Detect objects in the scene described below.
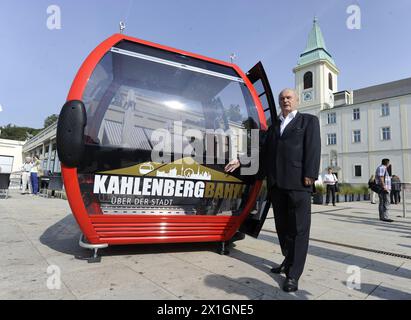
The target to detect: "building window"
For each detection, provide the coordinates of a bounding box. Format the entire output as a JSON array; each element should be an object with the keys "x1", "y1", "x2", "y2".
[
  {"x1": 328, "y1": 73, "x2": 333, "y2": 91},
  {"x1": 354, "y1": 165, "x2": 362, "y2": 177},
  {"x1": 381, "y1": 127, "x2": 391, "y2": 141},
  {"x1": 327, "y1": 112, "x2": 336, "y2": 124},
  {"x1": 353, "y1": 108, "x2": 360, "y2": 120},
  {"x1": 327, "y1": 133, "x2": 337, "y2": 145},
  {"x1": 353, "y1": 130, "x2": 361, "y2": 143},
  {"x1": 381, "y1": 103, "x2": 390, "y2": 116},
  {"x1": 304, "y1": 72, "x2": 313, "y2": 89},
  {"x1": 0, "y1": 155, "x2": 14, "y2": 173}
]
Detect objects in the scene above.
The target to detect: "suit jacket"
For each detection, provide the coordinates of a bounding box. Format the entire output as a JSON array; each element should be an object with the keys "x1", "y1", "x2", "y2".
[{"x1": 259, "y1": 112, "x2": 321, "y2": 192}]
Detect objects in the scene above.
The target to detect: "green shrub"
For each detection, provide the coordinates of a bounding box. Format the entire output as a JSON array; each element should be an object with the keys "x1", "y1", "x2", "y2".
[
  {"x1": 352, "y1": 185, "x2": 363, "y2": 195},
  {"x1": 338, "y1": 183, "x2": 352, "y2": 195},
  {"x1": 360, "y1": 184, "x2": 369, "y2": 195},
  {"x1": 314, "y1": 183, "x2": 325, "y2": 195}
]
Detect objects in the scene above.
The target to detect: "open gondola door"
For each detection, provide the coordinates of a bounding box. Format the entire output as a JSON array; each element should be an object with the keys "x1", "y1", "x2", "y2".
[{"x1": 239, "y1": 61, "x2": 277, "y2": 238}]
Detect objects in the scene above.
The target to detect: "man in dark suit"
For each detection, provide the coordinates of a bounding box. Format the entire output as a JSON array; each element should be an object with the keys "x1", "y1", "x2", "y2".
[{"x1": 226, "y1": 88, "x2": 321, "y2": 292}]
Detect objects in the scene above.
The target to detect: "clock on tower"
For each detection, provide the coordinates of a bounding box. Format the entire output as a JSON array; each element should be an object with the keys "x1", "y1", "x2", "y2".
[{"x1": 303, "y1": 90, "x2": 313, "y2": 102}]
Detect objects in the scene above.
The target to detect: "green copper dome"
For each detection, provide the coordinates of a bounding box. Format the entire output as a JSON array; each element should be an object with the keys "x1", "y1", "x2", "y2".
[{"x1": 298, "y1": 17, "x2": 336, "y2": 67}]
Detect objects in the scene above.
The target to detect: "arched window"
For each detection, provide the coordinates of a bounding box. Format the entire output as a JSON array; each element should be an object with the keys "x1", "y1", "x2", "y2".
[
  {"x1": 303, "y1": 72, "x2": 313, "y2": 89},
  {"x1": 328, "y1": 73, "x2": 333, "y2": 91}
]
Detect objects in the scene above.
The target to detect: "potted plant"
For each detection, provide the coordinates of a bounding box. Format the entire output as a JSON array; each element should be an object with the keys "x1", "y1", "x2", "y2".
[
  {"x1": 349, "y1": 185, "x2": 356, "y2": 202},
  {"x1": 340, "y1": 183, "x2": 355, "y2": 202},
  {"x1": 347, "y1": 184, "x2": 355, "y2": 201},
  {"x1": 352, "y1": 185, "x2": 363, "y2": 201},
  {"x1": 335, "y1": 183, "x2": 341, "y2": 203},
  {"x1": 339, "y1": 183, "x2": 350, "y2": 202},
  {"x1": 313, "y1": 184, "x2": 325, "y2": 204},
  {"x1": 360, "y1": 184, "x2": 370, "y2": 201}
]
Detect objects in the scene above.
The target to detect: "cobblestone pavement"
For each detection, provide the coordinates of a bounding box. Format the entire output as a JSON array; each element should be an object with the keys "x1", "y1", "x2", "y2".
[{"x1": 1, "y1": 191, "x2": 410, "y2": 300}]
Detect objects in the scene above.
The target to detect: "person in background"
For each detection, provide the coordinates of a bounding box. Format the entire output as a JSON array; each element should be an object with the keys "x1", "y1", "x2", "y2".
[
  {"x1": 323, "y1": 167, "x2": 338, "y2": 206},
  {"x1": 391, "y1": 175, "x2": 401, "y2": 204},
  {"x1": 375, "y1": 159, "x2": 393, "y2": 222},
  {"x1": 369, "y1": 175, "x2": 378, "y2": 204},
  {"x1": 21, "y1": 157, "x2": 33, "y2": 194},
  {"x1": 30, "y1": 155, "x2": 41, "y2": 195}
]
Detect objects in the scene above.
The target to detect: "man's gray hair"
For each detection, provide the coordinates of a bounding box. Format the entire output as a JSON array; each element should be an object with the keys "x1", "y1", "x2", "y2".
[{"x1": 279, "y1": 88, "x2": 299, "y2": 101}]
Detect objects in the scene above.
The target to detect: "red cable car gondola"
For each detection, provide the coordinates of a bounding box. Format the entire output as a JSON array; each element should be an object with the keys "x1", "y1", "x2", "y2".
[{"x1": 56, "y1": 34, "x2": 276, "y2": 261}]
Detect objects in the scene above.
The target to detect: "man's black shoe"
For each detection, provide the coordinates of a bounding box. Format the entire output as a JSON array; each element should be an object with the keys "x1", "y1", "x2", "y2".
[
  {"x1": 270, "y1": 262, "x2": 287, "y2": 274},
  {"x1": 283, "y1": 277, "x2": 298, "y2": 292},
  {"x1": 381, "y1": 218, "x2": 394, "y2": 222}
]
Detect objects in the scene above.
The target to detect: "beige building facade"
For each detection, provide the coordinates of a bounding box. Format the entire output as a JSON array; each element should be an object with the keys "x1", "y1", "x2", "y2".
[{"x1": 0, "y1": 138, "x2": 25, "y2": 173}]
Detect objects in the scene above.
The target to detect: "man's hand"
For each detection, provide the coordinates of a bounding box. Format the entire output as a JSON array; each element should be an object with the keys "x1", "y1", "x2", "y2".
[
  {"x1": 304, "y1": 177, "x2": 315, "y2": 186},
  {"x1": 225, "y1": 159, "x2": 240, "y2": 173}
]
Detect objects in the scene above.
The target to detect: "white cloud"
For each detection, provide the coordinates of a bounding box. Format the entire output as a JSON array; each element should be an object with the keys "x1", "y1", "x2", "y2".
[{"x1": 0, "y1": 104, "x2": 3, "y2": 112}]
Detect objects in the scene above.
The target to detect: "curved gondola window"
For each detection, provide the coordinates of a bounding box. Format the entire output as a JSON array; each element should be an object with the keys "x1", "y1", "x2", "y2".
[
  {"x1": 82, "y1": 42, "x2": 260, "y2": 154},
  {"x1": 303, "y1": 72, "x2": 313, "y2": 89},
  {"x1": 76, "y1": 40, "x2": 262, "y2": 216}
]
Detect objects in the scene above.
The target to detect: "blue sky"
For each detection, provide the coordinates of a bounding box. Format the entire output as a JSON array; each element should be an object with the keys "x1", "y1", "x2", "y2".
[{"x1": 0, "y1": 0, "x2": 410, "y2": 128}]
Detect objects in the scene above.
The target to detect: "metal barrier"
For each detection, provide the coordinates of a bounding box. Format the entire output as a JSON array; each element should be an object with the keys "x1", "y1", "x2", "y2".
[
  {"x1": 401, "y1": 183, "x2": 411, "y2": 218},
  {"x1": 0, "y1": 173, "x2": 11, "y2": 199},
  {"x1": 8, "y1": 172, "x2": 22, "y2": 190},
  {"x1": 38, "y1": 175, "x2": 65, "y2": 198}
]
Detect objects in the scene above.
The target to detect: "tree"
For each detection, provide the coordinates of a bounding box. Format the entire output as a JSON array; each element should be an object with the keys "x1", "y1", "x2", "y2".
[
  {"x1": 0, "y1": 124, "x2": 42, "y2": 141},
  {"x1": 44, "y1": 114, "x2": 59, "y2": 128},
  {"x1": 0, "y1": 114, "x2": 59, "y2": 142}
]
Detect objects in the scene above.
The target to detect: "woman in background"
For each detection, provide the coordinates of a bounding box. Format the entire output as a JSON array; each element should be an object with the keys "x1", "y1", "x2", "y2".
[
  {"x1": 369, "y1": 175, "x2": 377, "y2": 204},
  {"x1": 30, "y1": 155, "x2": 41, "y2": 195}
]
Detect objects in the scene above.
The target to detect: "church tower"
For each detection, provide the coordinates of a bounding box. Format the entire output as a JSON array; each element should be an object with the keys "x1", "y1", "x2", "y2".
[{"x1": 293, "y1": 17, "x2": 339, "y2": 114}]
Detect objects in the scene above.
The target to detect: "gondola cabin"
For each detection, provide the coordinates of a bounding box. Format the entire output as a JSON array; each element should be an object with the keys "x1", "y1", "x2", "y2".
[{"x1": 56, "y1": 34, "x2": 276, "y2": 259}]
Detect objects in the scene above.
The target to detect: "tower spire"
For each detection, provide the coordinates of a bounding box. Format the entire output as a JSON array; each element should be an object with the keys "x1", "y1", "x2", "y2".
[
  {"x1": 297, "y1": 17, "x2": 336, "y2": 67},
  {"x1": 293, "y1": 17, "x2": 340, "y2": 111}
]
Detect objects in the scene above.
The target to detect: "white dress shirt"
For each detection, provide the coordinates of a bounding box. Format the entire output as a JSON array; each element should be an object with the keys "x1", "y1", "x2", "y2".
[
  {"x1": 324, "y1": 173, "x2": 338, "y2": 185},
  {"x1": 279, "y1": 110, "x2": 298, "y2": 136},
  {"x1": 376, "y1": 165, "x2": 391, "y2": 191},
  {"x1": 21, "y1": 162, "x2": 33, "y2": 173}
]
